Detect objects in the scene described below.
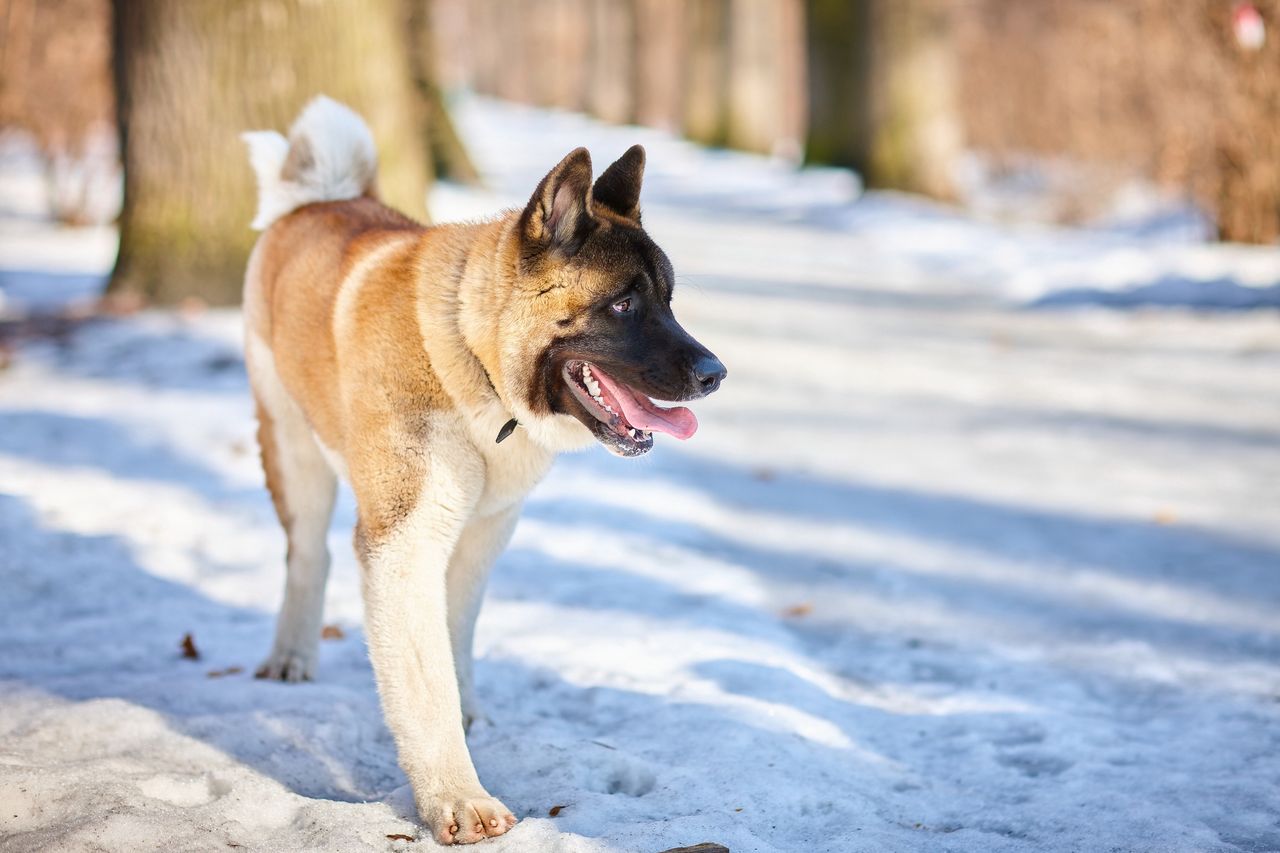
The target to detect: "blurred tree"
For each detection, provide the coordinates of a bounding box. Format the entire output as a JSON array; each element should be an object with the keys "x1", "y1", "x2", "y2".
[
  {"x1": 109, "y1": 0, "x2": 466, "y2": 306},
  {"x1": 726, "y1": 0, "x2": 806, "y2": 158},
  {"x1": 587, "y1": 0, "x2": 637, "y2": 125},
  {"x1": 956, "y1": 0, "x2": 1280, "y2": 243},
  {"x1": 0, "y1": 0, "x2": 116, "y2": 225},
  {"x1": 438, "y1": 0, "x2": 804, "y2": 160},
  {"x1": 806, "y1": 0, "x2": 959, "y2": 198},
  {"x1": 635, "y1": 0, "x2": 686, "y2": 132},
  {"x1": 406, "y1": 0, "x2": 479, "y2": 184},
  {"x1": 545, "y1": 0, "x2": 593, "y2": 111},
  {"x1": 682, "y1": 0, "x2": 731, "y2": 147}
]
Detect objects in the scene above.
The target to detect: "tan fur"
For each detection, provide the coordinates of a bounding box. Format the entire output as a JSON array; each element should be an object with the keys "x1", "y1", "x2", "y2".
[
  {"x1": 242, "y1": 111, "x2": 700, "y2": 843},
  {"x1": 245, "y1": 197, "x2": 590, "y2": 843},
  {"x1": 254, "y1": 399, "x2": 289, "y2": 529}
]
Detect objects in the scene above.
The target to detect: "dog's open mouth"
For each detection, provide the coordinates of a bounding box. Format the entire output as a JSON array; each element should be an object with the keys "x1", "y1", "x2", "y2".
[{"x1": 562, "y1": 360, "x2": 697, "y2": 456}]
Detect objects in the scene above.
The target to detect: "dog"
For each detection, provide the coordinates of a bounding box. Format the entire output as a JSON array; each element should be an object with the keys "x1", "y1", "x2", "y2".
[{"x1": 241, "y1": 97, "x2": 725, "y2": 844}]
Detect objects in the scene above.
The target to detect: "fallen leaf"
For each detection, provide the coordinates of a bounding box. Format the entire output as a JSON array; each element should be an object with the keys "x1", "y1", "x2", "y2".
[
  {"x1": 1153, "y1": 509, "x2": 1177, "y2": 525},
  {"x1": 386, "y1": 833, "x2": 415, "y2": 842},
  {"x1": 781, "y1": 603, "x2": 812, "y2": 618},
  {"x1": 549, "y1": 804, "x2": 568, "y2": 817},
  {"x1": 321, "y1": 624, "x2": 345, "y2": 640},
  {"x1": 180, "y1": 633, "x2": 200, "y2": 660},
  {"x1": 207, "y1": 666, "x2": 243, "y2": 678}
]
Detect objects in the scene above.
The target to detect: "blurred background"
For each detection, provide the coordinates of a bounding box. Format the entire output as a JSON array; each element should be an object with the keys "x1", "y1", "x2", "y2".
[
  {"x1": 1, "y1": 3, "x2": 1279, "y2": 852},
  {"x1": 3, "y1": 1, "x2": 1280, "y2": 305}
]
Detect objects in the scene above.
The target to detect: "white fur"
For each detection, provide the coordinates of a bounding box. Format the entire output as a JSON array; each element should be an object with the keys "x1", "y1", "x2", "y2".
[
  {"x1": 244, "y1": 331, "x2": 338, "y2": 681},
  {"x1": 358, "y1": 420, "x2": 515, "y2": 842},
  {"x1": 313, "y1": 434, "x2": 349, "y2": 484},
  {"x1": 242, "y1": 95, "x2": 378, "y2": 231},
  {"x1": 446, "y1": 507, "x2": 519, "y2": 727},
  {"x1": 245, "y1": 332, "x2": 518, "y2": 840},
  {"x1": 512, "y1": 406, "x2": 597, "y2": 455}
]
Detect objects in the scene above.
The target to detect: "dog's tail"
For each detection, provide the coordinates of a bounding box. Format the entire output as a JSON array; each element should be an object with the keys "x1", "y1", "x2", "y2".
[{"x1": 241, "y1": 96, "x2": 377, "y2": 231}]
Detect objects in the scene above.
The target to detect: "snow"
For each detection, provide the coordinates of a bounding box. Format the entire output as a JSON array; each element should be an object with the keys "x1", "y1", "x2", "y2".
[{"x1": 2, "y1": 97, "x2": 1279, "y2": 853}]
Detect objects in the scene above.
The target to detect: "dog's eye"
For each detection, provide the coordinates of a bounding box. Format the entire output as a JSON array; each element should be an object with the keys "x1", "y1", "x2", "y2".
[{"x1": 611, "y1": 297, "x2": 634, "y2": 315}]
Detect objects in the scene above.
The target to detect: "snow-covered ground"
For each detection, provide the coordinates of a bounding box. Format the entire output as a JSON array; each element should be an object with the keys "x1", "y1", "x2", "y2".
[{"x1": 2, "y1": 98, "x2": 1279, "y2": 853}]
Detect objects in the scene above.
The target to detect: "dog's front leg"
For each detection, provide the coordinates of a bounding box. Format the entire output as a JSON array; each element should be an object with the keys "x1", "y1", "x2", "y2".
[
  {"x1": 447, "y1": 506, "x2": 520, "y2": 729},
  {"x1": 357, "y1": 465, "x2": 516, "y2": 844}
]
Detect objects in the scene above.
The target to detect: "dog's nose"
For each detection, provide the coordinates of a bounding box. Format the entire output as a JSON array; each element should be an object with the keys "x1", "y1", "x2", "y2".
[{"x1": 692, "y1": 354, "x2": 726, "y2": 394}]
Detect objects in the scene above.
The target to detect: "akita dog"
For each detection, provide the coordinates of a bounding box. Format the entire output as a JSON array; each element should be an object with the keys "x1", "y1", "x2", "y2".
[{"x1": 241, "y1": 97, "x2": 725, "y2": 844}]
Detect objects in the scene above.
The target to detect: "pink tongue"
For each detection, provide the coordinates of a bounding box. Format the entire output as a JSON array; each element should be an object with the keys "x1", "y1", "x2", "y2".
[{"x1": 592, "y1": 367, "x2": 698, "y2": 440}]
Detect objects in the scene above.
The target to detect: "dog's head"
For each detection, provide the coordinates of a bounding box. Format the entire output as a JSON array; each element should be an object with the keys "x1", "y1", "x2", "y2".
[{"x1": 499, "y1": 146, "x2": 725, "y2": 457}]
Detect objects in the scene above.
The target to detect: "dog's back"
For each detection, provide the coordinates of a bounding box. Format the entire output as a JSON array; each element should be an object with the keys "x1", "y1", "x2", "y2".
[{"x1": 241, "y1": 97, "x2": 425, "y2": 457}]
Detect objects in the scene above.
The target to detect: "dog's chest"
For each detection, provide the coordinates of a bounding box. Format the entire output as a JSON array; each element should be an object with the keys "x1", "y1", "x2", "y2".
[{"x1": 475, "y1": 435, "x2": 554, "y2": 516}]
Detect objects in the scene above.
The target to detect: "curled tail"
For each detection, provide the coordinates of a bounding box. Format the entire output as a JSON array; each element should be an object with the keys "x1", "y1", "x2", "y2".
[{"x1": 242, "y1": 96, "x2": 377, "y2": 231}]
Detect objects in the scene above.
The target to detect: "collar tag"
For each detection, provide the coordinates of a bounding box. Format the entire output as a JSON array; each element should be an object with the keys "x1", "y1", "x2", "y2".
[{"x1": 495, "y1": 418, "x2": 519, "y2": 444}]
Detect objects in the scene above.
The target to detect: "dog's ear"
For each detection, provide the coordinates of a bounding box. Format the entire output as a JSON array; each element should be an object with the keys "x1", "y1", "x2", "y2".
[
  {"x1": 521, "y1": 147, "x2": 596, "y2": 258},
  {"x1": 592, "y1": 144, "x2": 645, "y2": 222}
]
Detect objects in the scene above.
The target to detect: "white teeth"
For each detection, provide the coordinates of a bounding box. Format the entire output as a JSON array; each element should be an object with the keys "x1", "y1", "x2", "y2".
[
  {"x1": 575, "y1": 364, "x2": 640, "y2": 439},
  {"x1": 580, "y1": 363, "x2": 604, "y2": 402}
]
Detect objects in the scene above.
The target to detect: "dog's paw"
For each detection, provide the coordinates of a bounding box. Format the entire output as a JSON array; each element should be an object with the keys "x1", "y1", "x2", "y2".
[
  {"x1": 254, "y1": 648, "x2": 315, "y2": 682},
  {"x1": 420, "y1": 791, "x2": 517, "y2": 845}
]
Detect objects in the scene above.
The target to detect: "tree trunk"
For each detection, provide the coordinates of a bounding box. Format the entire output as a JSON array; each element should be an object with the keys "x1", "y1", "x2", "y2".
[
  {"x1": 587, "y1": 0, "x2": 637, "y2": 125},
  {"x1": 109, "y1": 0, "x2": 434, "y2": 305},
  {"x1": 545, "y1": 0, "x2": 592, "y2": 112},
  {"x1": 773, "y1": 0, "x2": 808, "y2": 163},
  {"x1": 409, "y1": 0, "x2": 480, "y2": 184},
  {"x1": 634, "y1": 0, "x2": 685, "y2": 132},
  {"x1": 805, "y1": 0, "x2": 959, "y2": 198},
  {"x1": 683, "y1": 0, "x2": 730, "y2": 147},
  {"x1": 725, "y1": 0, "x2": 806, "y2": 158}
]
